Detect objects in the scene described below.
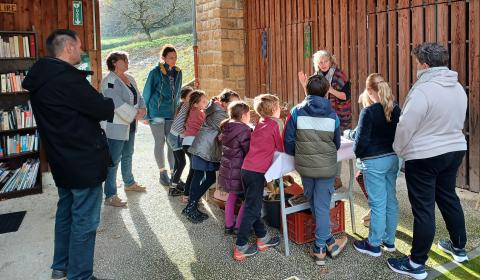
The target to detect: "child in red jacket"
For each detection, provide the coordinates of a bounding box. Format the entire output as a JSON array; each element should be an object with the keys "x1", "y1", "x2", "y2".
[{"x1": 234, "y1": 94, "x2": 283, "y2": 261}]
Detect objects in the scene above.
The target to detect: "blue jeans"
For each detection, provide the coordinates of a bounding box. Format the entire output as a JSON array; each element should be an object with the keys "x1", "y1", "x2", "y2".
[
  {"x1": 104, "y1": 131, "x2": 136, "y2": 199},
  {"x1": 52, "y1": 186, "x2": 102, "y2": 280},
  {"x1": 301, "y1": 176, "x2": 336, "y2": 249},
  {"x1": 360, "y1": 154, "x2": 399, "y2": 246}
]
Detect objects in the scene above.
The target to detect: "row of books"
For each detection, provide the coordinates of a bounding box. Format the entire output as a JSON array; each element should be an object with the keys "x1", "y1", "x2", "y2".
[
  {"x1": 0, "y1": 35, "x2": 36, "y2": 58},
  {"x1": 0, "y1": 71, "x2": 27, "y2": 93},
  {"x1": 0, "y1": 104, "x2": 36, "y2": 131},
  {"x1": 0, "y1": 132, "x2": 39, "y2": 157},
  {"x1": 0, "y1": 159, "x2": 40, "y2": 194}
]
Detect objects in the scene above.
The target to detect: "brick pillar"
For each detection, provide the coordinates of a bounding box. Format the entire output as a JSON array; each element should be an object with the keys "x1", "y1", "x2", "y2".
[{"x1": 196, "y1": 0, "x2": 245, "y2": 98}]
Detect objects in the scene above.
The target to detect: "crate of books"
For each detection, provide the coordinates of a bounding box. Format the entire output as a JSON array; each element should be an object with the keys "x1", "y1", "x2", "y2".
[{"x1": 0, "y1": 30, "x2": 41, "y2": 200}]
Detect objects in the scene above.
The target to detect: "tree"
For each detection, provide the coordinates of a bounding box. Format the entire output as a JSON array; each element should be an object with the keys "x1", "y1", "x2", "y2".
[{"x1": 115, "y1": 0, "x2": 189, "y2": 41}]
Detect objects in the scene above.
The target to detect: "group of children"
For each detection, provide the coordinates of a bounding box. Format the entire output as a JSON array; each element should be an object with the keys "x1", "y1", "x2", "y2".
[{"x1": 163, "y1": 68, "x2": 402, "y2": 264}]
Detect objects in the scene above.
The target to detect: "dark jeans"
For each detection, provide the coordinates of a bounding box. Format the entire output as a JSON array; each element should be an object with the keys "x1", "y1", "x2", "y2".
[
  {"x1": 188, "y1": 170, "x2": 216, "y2": 202},
  {"x1": 236, "y1": 169, "x2": 267, "y2": 246},
  {"x1": 52, "y1": 185, "x2": 102, "y2": 280},
  {"x1": 183, "y1": 146, "x2": 193, "y2": 196},
  {"x1": 172, "y1": 149, "x2": 186, "y2": 184},
  {"x1": 406, "y1": 150, "x2": 467, "y2": 265}
]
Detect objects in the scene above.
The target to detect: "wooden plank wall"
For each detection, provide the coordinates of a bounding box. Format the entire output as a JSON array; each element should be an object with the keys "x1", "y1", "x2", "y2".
[
  {"x1": 0, "y1": 0, "x2": 102, "y2": 90},
  {"x1": 245, "y1": 0, "x2": 479, "y2": 192}
]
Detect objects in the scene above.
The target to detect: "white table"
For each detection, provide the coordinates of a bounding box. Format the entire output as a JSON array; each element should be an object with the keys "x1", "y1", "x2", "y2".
[{"x1": 265, "y1": 137, "x2": 356, "y2": 256}]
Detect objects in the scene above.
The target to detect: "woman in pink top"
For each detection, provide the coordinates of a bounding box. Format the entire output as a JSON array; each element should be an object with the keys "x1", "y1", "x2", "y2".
[{"x1": 233, "y1": 94, "x2": 283, "y2": 261}]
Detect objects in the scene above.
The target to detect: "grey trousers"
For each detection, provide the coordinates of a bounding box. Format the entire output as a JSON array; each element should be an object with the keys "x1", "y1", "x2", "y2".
[{"x1": 149, "y1": 121, "x2": 175, "y2": 170}]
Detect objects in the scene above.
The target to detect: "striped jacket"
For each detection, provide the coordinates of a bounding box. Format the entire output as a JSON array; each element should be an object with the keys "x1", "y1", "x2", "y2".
[{"x1": 283, "y1": 95, "x2": 341, "y2": 178}]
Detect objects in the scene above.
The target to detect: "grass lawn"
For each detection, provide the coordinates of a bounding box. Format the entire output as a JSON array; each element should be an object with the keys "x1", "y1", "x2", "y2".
[{"x1": 434, "y1": 256, "x2": 480, "y2": 280}]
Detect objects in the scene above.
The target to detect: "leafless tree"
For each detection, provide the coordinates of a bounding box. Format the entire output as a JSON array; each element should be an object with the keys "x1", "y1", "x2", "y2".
[{"x1": 115, "y1": 0, "x2": 188, "y2": 41}]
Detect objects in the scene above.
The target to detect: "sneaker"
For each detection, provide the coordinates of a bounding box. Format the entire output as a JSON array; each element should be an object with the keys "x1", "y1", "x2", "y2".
[
  {"x1": 353, "y1": 239, "x2": 381, "y2": 257},
  {"x1": 387, "y1": 256, "x2": 427, "y2": 280},
  {"x1": 233, "y1": 244, "x2": 258, "y2": 261},
  {"x1": 168, "y1": 187, "x2": 183, "y2": 197},
  {"x1": 124, "y1": 183, "x2": 146, "y2": 192},
  {"x1": 159, "y1": 170, "x2": 171, "y2": 186},
  {"x1": 104, "y1": 195, "x2": 127, "y2": 207},
  {"x1": 327, "y1": 236, "x2": 348, "y2": 258},
  {"x1": 257, "y1": 235, "x2": 280, "y2": 251},
  {"x1": 381, "y1": 241, "x2": 396, "y2": 252},
  {"x1": 334, "y1": 177, "x2": 343, "y2": 190},
  {"x1": 437, "y1": 240, "x2": 469, "y2": 263},
  {"x1": 310, "y1": 245, "x2": 327, "y2": 266},
  {"x1": 51, "y1": 270, "x2": 66, "y2": 280}
]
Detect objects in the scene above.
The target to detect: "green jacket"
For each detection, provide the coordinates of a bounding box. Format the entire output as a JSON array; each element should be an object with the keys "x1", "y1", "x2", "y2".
[{"x1": 142, "y1": 63, "x2": 182, "y2": 120}]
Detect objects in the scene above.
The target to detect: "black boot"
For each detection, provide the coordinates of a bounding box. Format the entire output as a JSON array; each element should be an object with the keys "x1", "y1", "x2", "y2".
[
  {"x1": 196, "y1": 205, "x2": 209, "y2": 220},
  {"x1": 182, "y1": 200, "x2": 196, "y2": 216},
  {"x1": 187, "y1": 208, "x2": 205, "y2": 224}
]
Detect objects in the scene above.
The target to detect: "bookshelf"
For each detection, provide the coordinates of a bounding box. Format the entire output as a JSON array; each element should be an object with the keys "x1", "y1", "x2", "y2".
[{"x1": 0, "y1": 30, "x2": 41, "y2": 200}]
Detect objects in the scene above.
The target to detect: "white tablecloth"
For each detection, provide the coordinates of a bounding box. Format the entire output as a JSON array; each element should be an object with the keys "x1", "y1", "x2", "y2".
[{"x1": 265, "y1": 137, "x2": 355, "y2": 181}]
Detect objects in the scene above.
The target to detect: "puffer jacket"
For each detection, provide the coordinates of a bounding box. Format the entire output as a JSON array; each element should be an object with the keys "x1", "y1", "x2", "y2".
[
  {"x1": 218, "y1": 122, "x2": 251, "y2": 193},
  {"x1": 189, "y1": 100, "x2": 228, "y2": 162},
  {"x1": 283, "y1": 95, "x2": 341, "y2": 178}
]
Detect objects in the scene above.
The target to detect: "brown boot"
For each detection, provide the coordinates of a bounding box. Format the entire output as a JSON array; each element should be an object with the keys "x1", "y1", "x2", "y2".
[
  {"x1": 125, "y1": 183, "x2": 146, "y2": 192},
  {"x1": 104, "y1": 195, "x2": 127, "y2": 207},
  {"x1": 327, "y1": 236, "x2": 348, "y2": 258},
  {"x1": 334, "y1": 177, "x2": 343, "y2": 190}
]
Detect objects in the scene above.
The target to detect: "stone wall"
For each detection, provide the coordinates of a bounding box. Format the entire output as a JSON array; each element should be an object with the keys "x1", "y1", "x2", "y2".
[{"x1": 196, "y1": 0, "x2": 246, "y2": 98}]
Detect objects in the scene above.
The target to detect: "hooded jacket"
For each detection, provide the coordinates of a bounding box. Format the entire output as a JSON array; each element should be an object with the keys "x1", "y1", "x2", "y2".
[
  {"x1": 284, "y1": 95, "x2": 341, "y2": 178},
  {"x1": 218, "y1": 122, "x2": 251, "y2": 193},
  {"x1": 142, "y1": 63, "x2": 182, "y2": 121},
  {"x1": 22, "y1": 57, "x2": 114, "y2": 189},
  {"x1": 189, "y1": 100, "x2": 228, "y2": 162},
  {"x1": 393, "y1": 67, "x2": 467, "y2": 160}
]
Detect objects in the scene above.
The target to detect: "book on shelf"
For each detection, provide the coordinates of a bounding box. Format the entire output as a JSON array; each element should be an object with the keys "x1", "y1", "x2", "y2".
[
  {"x1": 0, "y1": 103, "x2": 36, "y2": 131},
  {"x1": 0, "y1": 71, "x2": 28, "y2": 93},
  {"x1": 0, "y1": 131, "x2": 39, "y2": 157},
  {"x1": 0, "y1": 34, "x2": 35, "y2": 59},
  {"x1": 0, "y1": 159, "x2": 40, "y2": 194}
]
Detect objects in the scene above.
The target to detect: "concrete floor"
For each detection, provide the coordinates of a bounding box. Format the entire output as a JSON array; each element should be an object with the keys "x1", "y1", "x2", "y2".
[{"x1": 1, "y1": 123, "x2": 479, "y2": 280}]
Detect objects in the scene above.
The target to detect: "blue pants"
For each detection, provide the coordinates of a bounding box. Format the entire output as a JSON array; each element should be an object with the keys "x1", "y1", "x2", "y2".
[
  {"x1": 104, "y1": 131, "x2": 136, "y2": 199},
  {"x1": 52, "y1": 186, "x2": 102, "y2": 280},
  {"x1": 360, "y1": 155, "x2": 399, "y2": 246},
  {"x1": 301, "y1": 176, "x2": 335, "y2": 249}
]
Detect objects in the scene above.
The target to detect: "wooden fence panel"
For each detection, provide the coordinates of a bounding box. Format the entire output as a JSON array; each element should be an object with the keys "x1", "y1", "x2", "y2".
[
  {"x1": 469, "y1": 0, "x2": 480, "y2": 192},
  {"x1": 244, "y1": 0, "x2": 479, "y2": 191}
]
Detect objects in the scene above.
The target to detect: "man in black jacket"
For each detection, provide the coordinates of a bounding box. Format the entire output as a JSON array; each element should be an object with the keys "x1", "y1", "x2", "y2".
[{"x1": 23, "y1": 29, "x2": 114, "y2": 280}]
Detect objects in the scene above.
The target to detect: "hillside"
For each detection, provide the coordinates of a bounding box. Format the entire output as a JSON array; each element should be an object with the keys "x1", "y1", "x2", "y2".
[{"x1": 101, "y1": 33, "x2": 194, "y2": 92}]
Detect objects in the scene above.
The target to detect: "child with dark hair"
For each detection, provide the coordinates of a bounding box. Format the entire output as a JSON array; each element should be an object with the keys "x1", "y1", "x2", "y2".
[
  {"x1": 177, "y1": 90, "x2": 208, "y2": 198},
  {"x1": 167, "y1": 86, "x2": 194, "y2": 196},
  {"x1": 233, "y1": 94, "x2": 282, "y2": 261},
  {"x1": 218, "y1": 101, "x2": 252, "y2": 235},
  {"x1": 182, "y1": 89, "x2": 240, "y2": 223},
  {"x1": 284, "y1": 74, "x2": 347, "y2": 266}
]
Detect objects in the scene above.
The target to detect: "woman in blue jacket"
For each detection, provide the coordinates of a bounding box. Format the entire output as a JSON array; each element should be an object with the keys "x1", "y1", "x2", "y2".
[{"x1": 143, "y1": 44, "x2": 182, "y2": 186}]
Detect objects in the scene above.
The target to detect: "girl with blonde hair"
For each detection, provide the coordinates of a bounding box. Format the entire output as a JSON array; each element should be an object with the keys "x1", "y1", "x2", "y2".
[{"x1": 351, "y1": 73, "x2": 401, "y2": 257}]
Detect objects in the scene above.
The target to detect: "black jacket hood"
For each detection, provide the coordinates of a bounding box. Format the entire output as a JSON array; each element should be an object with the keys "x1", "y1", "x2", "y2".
[{"x1": 23, "y1": 57, "x2": 93, "y2": 93}]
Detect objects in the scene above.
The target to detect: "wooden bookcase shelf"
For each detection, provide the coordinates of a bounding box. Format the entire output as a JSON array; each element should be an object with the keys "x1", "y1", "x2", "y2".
[{"x1": 0, "y1": 30, "x2": 41, "y2": 201}]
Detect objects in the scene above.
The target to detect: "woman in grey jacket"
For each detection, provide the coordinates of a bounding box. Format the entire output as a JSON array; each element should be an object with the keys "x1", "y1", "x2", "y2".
[{"x1": 101, "y1": 51, "x2": 147, "y2": 207}]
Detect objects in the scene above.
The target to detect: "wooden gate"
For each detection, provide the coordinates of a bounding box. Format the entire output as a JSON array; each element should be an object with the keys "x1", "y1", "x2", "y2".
[{"x1": 244, "y1": 0, "x2": 480, "y2": 192}]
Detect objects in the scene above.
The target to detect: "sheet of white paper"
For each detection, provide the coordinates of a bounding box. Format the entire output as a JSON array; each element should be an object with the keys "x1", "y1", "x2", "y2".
[{"x1": 265, "y1": 137, "x2": 355, "y2": 181}]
